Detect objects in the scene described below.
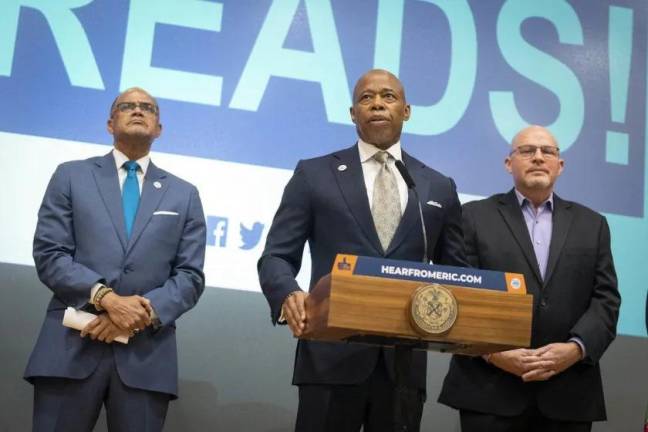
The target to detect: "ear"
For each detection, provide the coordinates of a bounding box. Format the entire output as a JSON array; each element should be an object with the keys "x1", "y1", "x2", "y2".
[
  {"x1": 107, "y1": 118, "x2": 114, "y2": 135},
  {"x1": 403, "y1": 104, "x2": 411, "y2": 121},
  {"x1": 557, "y1": 158, "x2": 564, "y2": 176},
  {"x1": 349, "y1": 106, "x2": 357, "y2": 124},
  {"x1": 154, "y1": 122, "x2": 163, "y2": 139},
  {"x1": 504, "y1": 156, "x2": 513, "y2": 174}
]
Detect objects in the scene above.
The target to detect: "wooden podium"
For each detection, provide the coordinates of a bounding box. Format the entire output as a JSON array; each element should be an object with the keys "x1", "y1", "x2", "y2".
[{"x1": 303, "y1": 254, "x2": 533, "y2": 355}]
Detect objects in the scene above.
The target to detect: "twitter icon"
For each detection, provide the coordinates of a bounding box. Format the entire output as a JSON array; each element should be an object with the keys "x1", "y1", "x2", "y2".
[{"x1": 240, "y1": 222, "x2": 264, "y2": 250}]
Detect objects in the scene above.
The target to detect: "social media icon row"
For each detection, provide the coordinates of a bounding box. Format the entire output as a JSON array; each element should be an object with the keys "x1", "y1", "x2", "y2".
[{"x1": 206, "y1": 216, "x2": 265, "y2": 250}]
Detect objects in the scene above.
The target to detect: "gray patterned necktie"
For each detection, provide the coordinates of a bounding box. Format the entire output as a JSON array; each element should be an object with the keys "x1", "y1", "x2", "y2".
[{"x1": 371, "y1": 151, "x2": 402, "y2": 252}]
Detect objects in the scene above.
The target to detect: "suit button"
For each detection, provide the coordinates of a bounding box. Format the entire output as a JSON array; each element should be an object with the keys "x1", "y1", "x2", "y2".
[
  {"x1": 540, "y1": 299, "x2": 547, "y2": 308},
  {"x1": 124, "y1": 265, "x2": 133, "y2": 274}
]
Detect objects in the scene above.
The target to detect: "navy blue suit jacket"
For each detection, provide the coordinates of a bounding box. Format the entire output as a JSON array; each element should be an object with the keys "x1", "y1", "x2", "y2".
[
  {"x1": 258, "y1": 144, "x2": 467, "y2": 389},
  {"x1": 25, "y1": 152, "x2": 206, "y2": 397},
  {"x1": 438, "y1": 190, "x2": 620, "y2": 421}
]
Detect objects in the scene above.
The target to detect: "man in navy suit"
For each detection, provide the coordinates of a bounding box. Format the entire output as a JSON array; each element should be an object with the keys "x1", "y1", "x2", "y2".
[
  {"x1": 25, "y1": 87, "x2": 207, "y2": 431},
  {"x1": 438, "y1": 126, "x2": 620, "y2": 431},
  {"x1": 258, "y1": 69, "x2": 467, "y2": 431}
]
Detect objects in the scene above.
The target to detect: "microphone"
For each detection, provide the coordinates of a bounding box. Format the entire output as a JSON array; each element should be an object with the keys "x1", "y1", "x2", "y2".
[
  {"x1": 394, "y1": 160, "x2": 428, "y2": 263},
  {"x1": 394, "y1": 159, "x2": 415, "y2": 189}
]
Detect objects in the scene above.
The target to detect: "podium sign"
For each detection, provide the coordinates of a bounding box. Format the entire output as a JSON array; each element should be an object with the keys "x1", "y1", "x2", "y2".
[{"x1": 303, "y1": 255, "x2": 533, "y2": 355}]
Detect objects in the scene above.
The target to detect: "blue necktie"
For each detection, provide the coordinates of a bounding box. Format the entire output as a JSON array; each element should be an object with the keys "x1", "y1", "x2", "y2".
[{"x1": 122, "y1": 161, "x2": 140, "y2": 238}]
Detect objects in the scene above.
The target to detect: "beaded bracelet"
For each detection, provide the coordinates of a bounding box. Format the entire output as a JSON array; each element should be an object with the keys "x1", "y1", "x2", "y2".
[{"x1": 93, "y1": 286, "x2": 114, "y2": 311}]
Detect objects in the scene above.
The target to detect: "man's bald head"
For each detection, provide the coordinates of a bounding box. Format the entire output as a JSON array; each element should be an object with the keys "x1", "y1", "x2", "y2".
[
  {"x1": 511, "y1": 125, "x2": 557, "y2": 149},
  {"x1": 352, "y1": 69, "x2": 407, "y2": 104},
  {"x1": 350, "y1": 69, "x2": 410, "y2": 149},
  {"x1": 505, "y1": 125, "x2": 564, "y2": 206}
]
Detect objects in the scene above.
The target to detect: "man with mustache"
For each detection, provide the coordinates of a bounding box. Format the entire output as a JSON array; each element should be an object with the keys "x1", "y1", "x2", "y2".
[
  {"x1": 439, "y1": 126, "x2": 620, "y2": 432},
  {"x1": 25, "y1": 87, "x2": 206, "y2": 431},
  {"x1": 259, "y1": 69, "x2": 467, "y2": 431}
]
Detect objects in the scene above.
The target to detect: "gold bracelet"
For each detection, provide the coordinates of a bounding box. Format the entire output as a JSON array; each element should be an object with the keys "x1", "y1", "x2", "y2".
[
  {"x1": 91, "y1": 286, "x2": 105, "y2": 306},
  {"x1": 93, "y1": 286, "x2": 114, "y2": 311}
]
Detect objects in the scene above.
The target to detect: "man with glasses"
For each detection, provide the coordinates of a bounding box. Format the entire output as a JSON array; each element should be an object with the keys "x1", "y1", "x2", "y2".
[
  {"x1": 25, "y1": 87, "x2": 206, "y2": 431},
  {"x1": 438, "y1": 125, "x2": 620, "y2": 431}
]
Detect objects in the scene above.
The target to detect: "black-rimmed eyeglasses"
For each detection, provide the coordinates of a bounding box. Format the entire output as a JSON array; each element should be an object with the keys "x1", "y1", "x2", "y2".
[
  {"x1": 114, "y1": 102, "x2": 158, "y2": 115},
  {"x1": 510, "y1": 145, "x2": 560, "y2": 159}
]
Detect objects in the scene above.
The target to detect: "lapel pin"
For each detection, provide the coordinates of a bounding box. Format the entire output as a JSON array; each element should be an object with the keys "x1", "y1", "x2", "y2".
[
  {"x1": 154, "y1": 181, "x2": 162, "y2": 189},
  {"x1": 337, "y1": 164, "x2": 347, "y2": 172}
]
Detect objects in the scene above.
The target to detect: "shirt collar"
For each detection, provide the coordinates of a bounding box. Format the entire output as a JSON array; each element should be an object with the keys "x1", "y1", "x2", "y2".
[
  {"x1": 515, "y1": 189, "x2": 553, "y2": 211},
  {"x1": 357, "y1": 139, "x2": 403, "y2": 163},
  {"x1": 112, "y1": 148, "x2": 150, "y2": 176}
]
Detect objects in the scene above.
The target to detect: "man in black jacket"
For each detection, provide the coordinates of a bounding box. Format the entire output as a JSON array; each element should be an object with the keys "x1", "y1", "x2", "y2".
[{"x1": 439, "y1": 125, "x2": 620, "y2": 432}]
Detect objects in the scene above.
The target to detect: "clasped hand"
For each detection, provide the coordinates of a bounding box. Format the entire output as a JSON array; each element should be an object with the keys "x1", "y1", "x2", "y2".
[
  {"x1": 99, "y1": 292, "x2": 152, "y2": 332},
  {"x1": 489, "y1": 342, "x2": 582, "y2": 382},
  {"x1": 80, "y1": 313, "x2": 127, "y2": 343}
]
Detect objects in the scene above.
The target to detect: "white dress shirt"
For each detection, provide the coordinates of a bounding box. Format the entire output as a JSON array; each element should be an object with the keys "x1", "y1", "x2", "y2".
[{"x1": 112, "y1": 148, "x2": 150, "y2": 194}]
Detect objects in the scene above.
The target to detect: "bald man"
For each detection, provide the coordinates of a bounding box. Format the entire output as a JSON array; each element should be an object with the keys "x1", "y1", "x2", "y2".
[
  {"x1": 25, "y1": 88, "x2": 206, "y2": 431},
  {"x1": 258, "y1": 69, "x2": 467, "y2": 431},
  {"x1": 438, "y1": 126, "x2": 620, "y2": 432}
]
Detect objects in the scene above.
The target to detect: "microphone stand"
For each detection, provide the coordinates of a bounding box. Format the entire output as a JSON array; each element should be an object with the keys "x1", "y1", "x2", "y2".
[{"x1": 391, "y1": 160, "x2": 428, "y2": 431}]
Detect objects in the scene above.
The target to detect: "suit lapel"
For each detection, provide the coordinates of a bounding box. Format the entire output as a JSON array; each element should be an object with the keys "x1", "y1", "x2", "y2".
[
  {"x1": 126, "y1": 162, "x2": 168, "y2": 254},
  {"x1": 543, "y1": 194, "x2": 572, "y2": 287},
  {"x1": 92, "y1": 152, "x2": 127, "y2": 252},
  {"x1": 497, "y1": 190, "x2": 543, "y2": 284},
  {"x1": 331, "y1": 145, "x2": 383, "y2": 255},
  {"x1": 385, "y1": 152, "x2": 430, "y2": 256}
]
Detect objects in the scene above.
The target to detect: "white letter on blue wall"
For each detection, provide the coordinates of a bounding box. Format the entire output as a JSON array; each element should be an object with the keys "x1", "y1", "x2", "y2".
[
  {"x1": 230, "y1": 0, "x2": 351, "y2": 125},
  {"x1": 490, "y1": 0, "x2": 584, "y2": 150},
  {"x1": 0, "y1": 0, "x2": 103, "y2": 89},
  {"x1": 121, "y1": 0, "x2": 223, "y2": 106},
  {"x1": 375, "y1": 0, "x2": 477, "y2": 135},
  {"x1": 374, "y1": 0, "x2": 405, "y2": 74}
]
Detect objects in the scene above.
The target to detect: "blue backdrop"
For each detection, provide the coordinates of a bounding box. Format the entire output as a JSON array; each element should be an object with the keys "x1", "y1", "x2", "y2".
[{"x1": 0, "y1": 0, "x2": 645, "y2": 336}]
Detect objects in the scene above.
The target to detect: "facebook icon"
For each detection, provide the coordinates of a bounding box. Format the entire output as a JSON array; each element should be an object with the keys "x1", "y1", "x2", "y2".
[{"x1": 206, "y1": 216, "x2": 228, "y2": 247}]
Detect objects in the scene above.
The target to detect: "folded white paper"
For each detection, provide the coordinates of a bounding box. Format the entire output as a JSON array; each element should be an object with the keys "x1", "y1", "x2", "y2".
[{"x1": 63, "y1": 307, "x2": 129, "y2": 344}]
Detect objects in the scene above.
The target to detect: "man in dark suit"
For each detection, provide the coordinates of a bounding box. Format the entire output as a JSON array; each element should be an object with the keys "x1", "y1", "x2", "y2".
[
  {"x1": 258, "y1": 69, "x2": 467, "y2": 431},
  {"x1": 438, "y1": 125, "x2": 621, "y2": 431},
  {"x1": 25, "y1": 87, "x2": 206, "y2": 431}
]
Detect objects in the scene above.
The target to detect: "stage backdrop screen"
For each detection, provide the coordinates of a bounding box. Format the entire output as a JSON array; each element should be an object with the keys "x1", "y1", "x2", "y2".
[{"x1": 0, "y1": 0, "x2": 645, "y2": 336}]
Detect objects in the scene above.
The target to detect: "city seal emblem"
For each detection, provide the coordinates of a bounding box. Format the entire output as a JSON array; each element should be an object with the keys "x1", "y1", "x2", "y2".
[{"x1": 409, "y1": 284, "x2": 458, "y2": 335}]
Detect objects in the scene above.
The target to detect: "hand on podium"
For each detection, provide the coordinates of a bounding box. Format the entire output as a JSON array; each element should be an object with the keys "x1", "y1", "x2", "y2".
[{"x1": 282, "y1": 291, "x2": 308, "y2": 337}]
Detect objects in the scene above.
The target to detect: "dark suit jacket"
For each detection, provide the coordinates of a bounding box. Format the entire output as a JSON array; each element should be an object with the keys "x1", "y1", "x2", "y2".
[
  {"x1": 438, "y1": 190, "x2": 620, "y2": 421},
  {"x1": 258, "y1": 144, "x2": 467, "y2": 390},
  {"x1": 25, "y1": 152, "x2": 206, "y2": 397}
]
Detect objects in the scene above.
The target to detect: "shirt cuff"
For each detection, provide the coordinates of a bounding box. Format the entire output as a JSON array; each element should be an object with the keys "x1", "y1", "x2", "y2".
[
  {"x1": 277, "y1": 290, "x2": 302, "y2": 324},
  {"x1": 568, "y1": 337, "x2": 586, "y2": 360},
  {"x1": 89, "y1": 283, "x2": 104, "y2": 304},
  {"x1": 278, "y1": 308, "x2": 287, "y2": 324}
]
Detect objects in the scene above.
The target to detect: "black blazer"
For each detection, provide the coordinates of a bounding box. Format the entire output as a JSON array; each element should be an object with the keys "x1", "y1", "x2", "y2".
[
  {"x1": 258, "y1": 144, "x2": 467, "y2": 389},
  {"x1": 438, "y1": 190, "x2": 621, "y2": 421}
]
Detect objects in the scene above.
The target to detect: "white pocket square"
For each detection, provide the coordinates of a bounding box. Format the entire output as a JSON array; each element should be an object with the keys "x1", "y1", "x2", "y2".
[
  {"x1": 153, "y1": 211, "x2": 179, "y2": 216},
  {"x1": 426, "y1": 200, "x2": 443, "y2": 208}
]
